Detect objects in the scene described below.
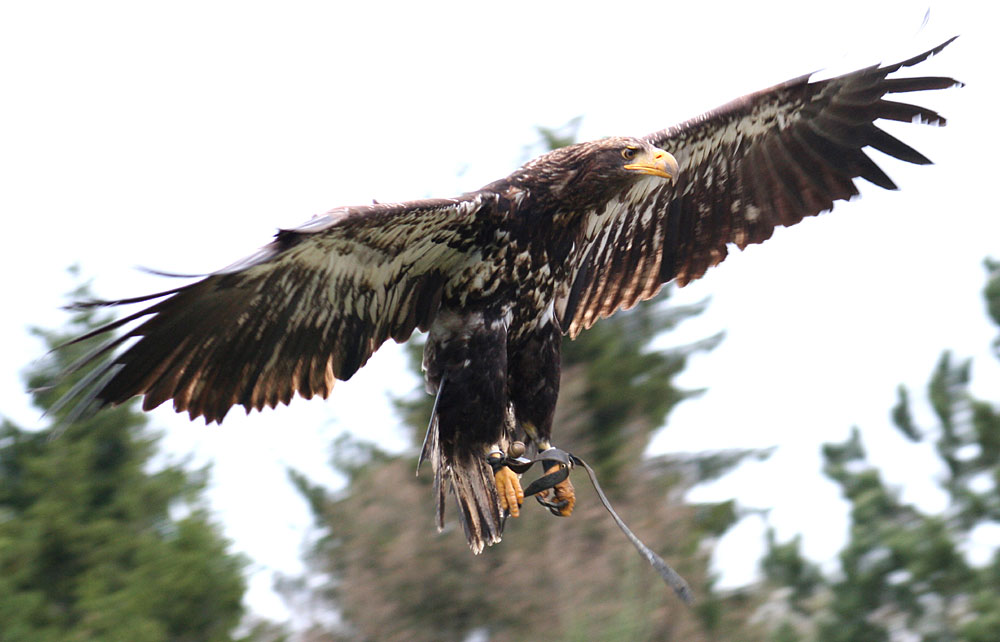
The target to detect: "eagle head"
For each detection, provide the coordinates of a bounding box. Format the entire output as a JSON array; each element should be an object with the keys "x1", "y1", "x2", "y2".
[
  {"x1": 614, "y1": 137, "x2": 679, "y2": 182},
  {"x1": 537, "y1": 137, "x2": 678, "y2": 209},
  {"x1": 518, "y1": 136, "x2": 678, "y2": 196}
]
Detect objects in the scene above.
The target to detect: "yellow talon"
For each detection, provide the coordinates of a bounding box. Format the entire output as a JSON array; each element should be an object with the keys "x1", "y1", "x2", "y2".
[{"x1": 494, "y1": 466, "x2": 524, "y2": 517}]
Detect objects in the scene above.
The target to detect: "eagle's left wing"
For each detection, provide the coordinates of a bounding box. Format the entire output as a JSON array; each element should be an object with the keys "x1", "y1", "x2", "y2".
[
  {"x1": 56, "y1": 194, "x2": 493, "y2": 423},
  {"x1": 558, "y1": 38, "x2": 960, "y2": 338}
]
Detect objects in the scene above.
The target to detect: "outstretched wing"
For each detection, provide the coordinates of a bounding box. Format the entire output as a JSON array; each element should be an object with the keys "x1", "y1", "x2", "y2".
[
  {"x1": 58, "y1": 194, "x2": 493, "y2": 423},
  {"x1": 558, "y1": 38, "x2": 961, "y2": 338}
]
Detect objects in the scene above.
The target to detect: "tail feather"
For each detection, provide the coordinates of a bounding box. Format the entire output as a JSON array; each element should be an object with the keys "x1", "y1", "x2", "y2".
[
  {"x1": 421, "y1": 415, "x2": 503, "y2": 553},
  {"x1": 447, "y1": 451, "x2": 503, "y2": 554},
  {"x1": 420, "y1": 415, "x2": 447, "y2": 531}
]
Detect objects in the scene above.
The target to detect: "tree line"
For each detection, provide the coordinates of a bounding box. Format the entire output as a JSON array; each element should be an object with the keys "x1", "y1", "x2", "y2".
[{"x1": 3, "y1": 177, "x2": 997, "y2": 641}]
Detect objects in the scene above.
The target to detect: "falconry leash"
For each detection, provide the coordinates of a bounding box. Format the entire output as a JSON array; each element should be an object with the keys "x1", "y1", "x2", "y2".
[{"x1": 488, "y1": 443, "x2": 694, "y2": 604}]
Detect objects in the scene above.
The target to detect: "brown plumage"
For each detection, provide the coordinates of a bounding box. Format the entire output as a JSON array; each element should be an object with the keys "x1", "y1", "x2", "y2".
[{"x1": 58, "y1": 39, "x2": 961, "y2": 552}]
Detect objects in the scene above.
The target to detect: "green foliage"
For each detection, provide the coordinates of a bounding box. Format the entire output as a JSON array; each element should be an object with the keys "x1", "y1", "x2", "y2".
[
  {"x1": 891, "y1": 385, "x2": 920, "y2": 442},
  {"x1": 770, "y1": 621, "x2": 805, "y2": 642},
  {"x1": 0, "y1": 281, "x2": 249, "y2": 642},
  {"x1": 760, "y1": 530, "x2": 822, "y2": 610},
  {"x1": 984, "y1": 258, "x2": 1000, "y2": 357},
  {"x1": 757, "y1": 259, "x2": 1000, "y2": 641},
  {"x1": 532, "y1": 118, "x2": 583, "y2": 157},
  {"x1": 816, "y1": 427, "x2": 974, "y2": 642}
]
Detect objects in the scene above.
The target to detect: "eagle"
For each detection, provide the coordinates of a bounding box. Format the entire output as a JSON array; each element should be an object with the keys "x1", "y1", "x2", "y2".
[{"x1": 60, "y1": 39, "x2": 960, "y2": 553}]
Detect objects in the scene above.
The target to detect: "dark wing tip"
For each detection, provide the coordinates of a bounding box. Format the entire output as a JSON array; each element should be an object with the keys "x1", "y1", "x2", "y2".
[
  {"x1": 886, "y1": 36, "x2": 959, "y2": 73},
  {"x1": 135, "y1": 265, "x2": 212, "y2": 279}
]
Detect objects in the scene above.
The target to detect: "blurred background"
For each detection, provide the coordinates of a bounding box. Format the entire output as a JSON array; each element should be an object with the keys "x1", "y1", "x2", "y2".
[{"x1": 2, "y1": 1, "x2": 998, "y2": 640}]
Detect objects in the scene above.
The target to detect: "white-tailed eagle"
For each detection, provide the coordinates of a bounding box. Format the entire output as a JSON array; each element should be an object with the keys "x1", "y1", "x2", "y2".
[{"x1": 60, "y1": 39, "x2": 961, "y2": 554}]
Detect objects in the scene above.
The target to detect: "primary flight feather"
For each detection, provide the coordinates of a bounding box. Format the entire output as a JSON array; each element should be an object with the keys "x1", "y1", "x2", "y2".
[{"x1": 60, "y1": 39, "x2": 961, "y2": 553}]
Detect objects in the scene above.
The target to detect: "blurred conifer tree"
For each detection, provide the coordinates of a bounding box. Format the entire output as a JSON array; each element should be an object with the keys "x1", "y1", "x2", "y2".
[
  {"x1": 0, "y1": 274, "x2": 253, "y2": 642},
  {"x1": 755, "y1": 260, "x2": 1000, "y2": 641}
]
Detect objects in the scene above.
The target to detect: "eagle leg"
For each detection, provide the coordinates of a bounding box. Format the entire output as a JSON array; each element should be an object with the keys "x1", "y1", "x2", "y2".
[
  {"x1": 494, "y1": 465, "x2": 524, "y2": 517},
  {"x1": 535, "y1": 461, "x2": 576, "y2": 517}
]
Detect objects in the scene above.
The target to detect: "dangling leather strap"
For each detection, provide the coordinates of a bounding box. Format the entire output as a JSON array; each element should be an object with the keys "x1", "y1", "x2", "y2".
[{"x1": 488, "y1": 446, "x2": 693, "y2": 604}]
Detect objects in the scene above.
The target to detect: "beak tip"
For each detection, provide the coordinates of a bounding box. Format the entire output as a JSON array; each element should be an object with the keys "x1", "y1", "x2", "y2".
[{"x1": 665, "y1": 153, "x2": 680, "y2": 179}]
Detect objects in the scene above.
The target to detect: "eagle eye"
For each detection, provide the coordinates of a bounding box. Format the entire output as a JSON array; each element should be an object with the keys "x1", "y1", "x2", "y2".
[{"x1": 621, "y1": 147, "x2": 638, "y2": 161}]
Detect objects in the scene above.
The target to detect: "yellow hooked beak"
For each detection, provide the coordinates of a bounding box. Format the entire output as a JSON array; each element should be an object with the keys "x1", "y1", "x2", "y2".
[{"x1": 624, "y1": 147, "x2": 679, "y2": 181}]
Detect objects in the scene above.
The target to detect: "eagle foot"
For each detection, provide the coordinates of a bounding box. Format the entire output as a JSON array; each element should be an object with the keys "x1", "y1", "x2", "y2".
[
  {"x1": 494, "y1": 466, "x2": 524, "y2": 518},
  {"x1": 536, "y1": 462, "x2": 576, "y2": 517}
]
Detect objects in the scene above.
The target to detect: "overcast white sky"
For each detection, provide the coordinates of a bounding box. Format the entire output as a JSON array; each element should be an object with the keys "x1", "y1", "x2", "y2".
[{"x1": 1, "y1": 0, "x2": 997, "y2": 625}]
